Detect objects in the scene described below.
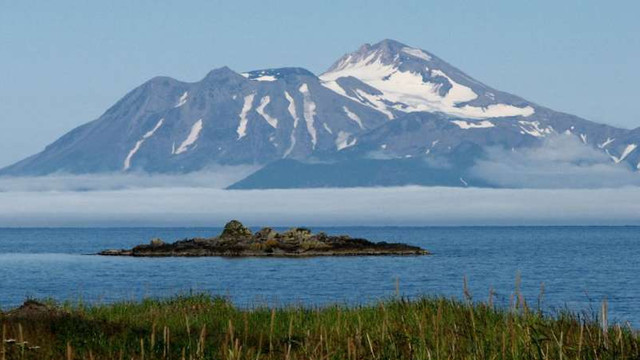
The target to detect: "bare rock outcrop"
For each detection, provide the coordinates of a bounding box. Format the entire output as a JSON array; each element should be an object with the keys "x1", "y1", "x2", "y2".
[{"x1": 99, "y1": 220, "x2": 429, "y2": 257}]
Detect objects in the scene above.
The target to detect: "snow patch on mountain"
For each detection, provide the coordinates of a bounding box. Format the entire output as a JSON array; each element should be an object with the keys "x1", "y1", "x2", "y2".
[
  {"x1": 284, "y1": 92, "x2": 298, "y2": 124},
  {"x1": 609, "y1": 144, "x2": 637, "y2": 164},
  {"x1": 253, "y1": 75, "x2": 277, "y2": 82},
  {"x1": 343, "y1": 106, "x2": 364, "y2": 129},
  {"x1": 237, "y1": 94, "x2": 255, "y2": 139},
  {"x1": 283, "y1": 91, "x2": 299, "y2": 158},
  {"x1": 320, "y1": 49, "x2": 535, "y2": 119},
  {"x1": 430, "y1": 69, "x2": 477, "y2": 103},
  {"x1": 401, "y1": 47, "x2": 432, "y2": 61},
  {"x1": 175, "y1": 92, "x2": 188, "y2": 108},
  {"x1": 354, "y1": 89, "x2": 395, "y2": 119},
  {"x1": 451, "y1": 120, "x2": 495, "y2": 129},
  {"x1": 123, "y1": 141, "x2": 144, "y2": 170},
  {"x1": 598, "y1": 137, "x2": 615, "y2": 149},
  {"x1": 242, "y1": 69, "x2": 284, "y2": 82},
  {"x1": 123, "y1": 119, "x2": 164, "y2": 170},
  {"x1": 519, "y1": 121, "x2": 553, "y2": 138},
  {"x1": 580, "y1": 134, "x2": 588, "y2": 144},
  {"x1": 319, "y1": 79, "x2": 348, "y2": 97},
  {"x1": 174, "y1": 119, "x2": 203, "y2": 155},
  {"x1": 336, "y1": 131, "x2": 356, "y2": 150},
  {"x1": 298, "y1": 83, "x2": 317, "y2": 149},
  {"x1": 256, "y1": 96, "x2": 278, "y2": 128}
]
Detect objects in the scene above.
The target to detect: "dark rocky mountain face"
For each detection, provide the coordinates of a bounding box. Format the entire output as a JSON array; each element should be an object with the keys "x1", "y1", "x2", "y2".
[
  {"x1": 2, "y1": 40, "x2": 638, "y2": 188},
  {"x1": 1, "y1": 66, "x2": 387, "y2": 175}
]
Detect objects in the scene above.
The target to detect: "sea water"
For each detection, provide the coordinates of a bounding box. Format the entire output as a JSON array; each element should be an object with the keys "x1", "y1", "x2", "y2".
[{"x1": 0, "y1": 227, "x2": 638, "y2": 325}]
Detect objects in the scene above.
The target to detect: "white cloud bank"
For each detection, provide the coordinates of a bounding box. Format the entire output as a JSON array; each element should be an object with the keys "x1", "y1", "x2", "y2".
[
  {"x1": 0, "y1": 166, "x2": 258, "y2": 192},
  {"x1": 1, "y1": 136, "x2": 640, "y2": 226},
  {"x1": 1, "y1": 186, "x2": 640, "y2": 227},
  {"x1": 471, "y1": 136, "x2": 640, "y2": 188}
]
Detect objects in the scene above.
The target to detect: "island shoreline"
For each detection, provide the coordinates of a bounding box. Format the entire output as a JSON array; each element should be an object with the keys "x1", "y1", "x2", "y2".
[{"x1": 98, "y1": 220, "x2": 430, "y2": 257}]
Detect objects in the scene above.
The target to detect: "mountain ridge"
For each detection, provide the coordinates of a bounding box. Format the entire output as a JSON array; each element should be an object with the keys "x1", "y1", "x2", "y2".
[{"x1": 2, "y1": 39, "x2": 639, "y2": 188}]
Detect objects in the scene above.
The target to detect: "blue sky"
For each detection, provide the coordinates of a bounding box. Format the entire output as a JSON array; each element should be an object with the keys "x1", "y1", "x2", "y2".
[{"x1": 1, "y1": 0, "x2": 639, "y2": 168}]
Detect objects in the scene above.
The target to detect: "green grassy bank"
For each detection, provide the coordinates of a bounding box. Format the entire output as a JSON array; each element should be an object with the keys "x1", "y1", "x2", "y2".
[{"x1": 1, "y1": 293, "x2": 638, "y2": 359}]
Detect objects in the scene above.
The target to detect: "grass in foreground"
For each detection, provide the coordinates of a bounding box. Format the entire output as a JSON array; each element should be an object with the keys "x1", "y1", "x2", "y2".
[{"x1": 1, "y1": 293, "x2": 638, "y2": 360}]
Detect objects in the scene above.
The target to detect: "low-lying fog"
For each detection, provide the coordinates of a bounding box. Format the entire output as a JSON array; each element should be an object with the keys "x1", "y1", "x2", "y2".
[{"x1": 1, "y1": 183, "x2": 639, "y2": 226}]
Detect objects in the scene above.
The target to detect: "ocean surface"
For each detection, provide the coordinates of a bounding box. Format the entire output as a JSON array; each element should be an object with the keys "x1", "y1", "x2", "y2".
[{"x1": 0, "y1": 227, "x2": 638, "y2": 325}]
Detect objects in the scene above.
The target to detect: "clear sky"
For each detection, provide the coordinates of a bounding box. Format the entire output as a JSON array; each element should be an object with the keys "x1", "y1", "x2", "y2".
[{"x1": 1, "y1": 0, "x2": 638, "y2": 168}]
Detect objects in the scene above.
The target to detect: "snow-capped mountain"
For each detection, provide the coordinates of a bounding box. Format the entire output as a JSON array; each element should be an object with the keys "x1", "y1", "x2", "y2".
[
  {"x1": 2, "y1": 39, "x2": 639, "y2": 188},
  {"x1": 320, "y1": 40, "x2": 534, "y2": 119}
]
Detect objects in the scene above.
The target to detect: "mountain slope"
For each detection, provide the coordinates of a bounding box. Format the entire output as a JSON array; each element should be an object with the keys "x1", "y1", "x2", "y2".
[
  {"x1": 2, "y1": 39, "x2": 639, "y2": 187},
  {"x1": 1, "y1": 67, "x2": 388, "y2": 175},
  {"x1": 320, "y1": 39, "x2": 535, "y2": 119}
]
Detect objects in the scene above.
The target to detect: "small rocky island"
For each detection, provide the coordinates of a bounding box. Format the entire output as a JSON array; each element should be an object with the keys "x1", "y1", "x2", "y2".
[{"x1": 99, "y1": 220, "x2": 429, "y2": 257}]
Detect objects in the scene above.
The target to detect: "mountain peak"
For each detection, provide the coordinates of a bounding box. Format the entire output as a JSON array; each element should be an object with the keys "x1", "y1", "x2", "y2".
[
  {"x1": 355, "y1": 39, "x2": 407, "y2": 54},
  {"x1": 324, "y1": 40, "x2": 434, "y2": 74},
  {"x1": 320, "y1": 39, "x2": 535, "y2": 120},
  {"x1": 203, "y1": 66, "x2": 243, "y2": 81},
  {"x1": 370, "y1": 39, "x2": 409, "y2": 52}
]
